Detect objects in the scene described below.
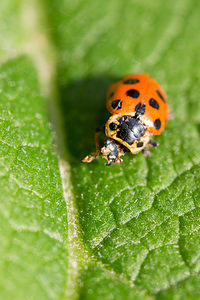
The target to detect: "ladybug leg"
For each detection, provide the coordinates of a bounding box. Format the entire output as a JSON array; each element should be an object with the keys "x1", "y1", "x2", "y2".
[
  {"x1": 82, "y1": 128, "x2": 102, "y2": 163},
  {"x1": 142, "y1": 139, "x2": 159, "y2": 157},
  {"x1": 142, "y1": 148, "x2": 151, "y2": 157},
  {"x1": 169, "y1": 112, "x2": 175, "y2": 119},
  {"x1": 149, "y1": 139, "x2": 159, "y2": 148}
]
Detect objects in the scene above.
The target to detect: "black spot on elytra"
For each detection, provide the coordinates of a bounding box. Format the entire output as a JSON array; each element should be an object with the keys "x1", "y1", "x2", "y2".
[
  {"x1": 154, "y1": 118, "x2": 161, "y2": 130},
  {"x1": 109, "y1": 91, "x2": 114, "y2": 98},
  {"x1": 123, "y1": 78, "x2": 140, "y2": 84},
  {"x1": 109, "y1": 122, "x2": 118, "y2": 131},
  {"x1": 111, "y1": 99, "x2": 122, "y2": 110},
  {"x1": 156, "y1": 89, "x2": 166, "y2": 103},
  {"x1": 137, "y1": 142, "x2": 144, "y2": 148},
  {"x1": 149, "y1": 98, "x2": 159, "y2": 110},
  {"x1": 135, "y1": 102, "x2": 146, "y2": 116},
  {"x1": 126, "y1": 89, "x2": 140, "y2": 98}
]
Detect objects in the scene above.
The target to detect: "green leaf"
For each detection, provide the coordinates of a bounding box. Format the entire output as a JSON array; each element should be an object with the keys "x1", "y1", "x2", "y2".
[
  {"x1": 45, "y1": 0, "x2": 200, "y2": 297},
  {"x1": 79, "y1": 265, "x2": 152, "y2": 300},
  {"x1": 0, "y1": 2, "x2": 25, "y2": 58},
  {"x1": 1, "y1": 0, "x2": 200, "y2": 299},
  {"x1": 0, "y1": 57, "x2": 68, "y2": 299}
]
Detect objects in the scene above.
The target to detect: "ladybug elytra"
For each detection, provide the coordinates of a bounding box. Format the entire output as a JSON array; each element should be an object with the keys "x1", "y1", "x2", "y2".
[{"x1": 82, "y1": 74, "x2": 169, "y2": 166}]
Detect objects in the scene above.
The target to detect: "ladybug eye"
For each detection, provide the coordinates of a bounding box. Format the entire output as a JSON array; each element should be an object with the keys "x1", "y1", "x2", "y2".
[{"x1": 109, "y1": 122, "x2": 118, "y2": 131}]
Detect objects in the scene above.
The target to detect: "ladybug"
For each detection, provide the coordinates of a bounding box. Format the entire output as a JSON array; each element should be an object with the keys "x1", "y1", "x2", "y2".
[{"x1": 82, "y1": 74, "x2": 169, "y2": 166}]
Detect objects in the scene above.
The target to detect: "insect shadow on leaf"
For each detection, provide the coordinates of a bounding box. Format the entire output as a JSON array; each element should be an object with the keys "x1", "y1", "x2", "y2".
[{"x1": 59, "y1": 76, "x2": 118, "y2": 162}]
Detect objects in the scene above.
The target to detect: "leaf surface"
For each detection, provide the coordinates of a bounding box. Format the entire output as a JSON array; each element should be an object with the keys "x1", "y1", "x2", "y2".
[
  {"x1": 1, "y1": 0, "x2": 200, "y2": 299},
  {"x1": 0, "y1": 57, "x2": 68, "y2": 300}
]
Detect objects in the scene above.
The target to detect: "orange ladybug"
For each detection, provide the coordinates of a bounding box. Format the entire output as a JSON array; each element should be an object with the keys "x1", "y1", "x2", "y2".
[{"x1": 82, "y1": 74, "x2": 169, "y2": 166}]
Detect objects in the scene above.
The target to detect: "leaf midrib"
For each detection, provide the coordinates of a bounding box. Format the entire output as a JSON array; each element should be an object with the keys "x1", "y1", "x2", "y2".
[{"x1": 16, "y1": 1, "x2": 89, "y2": 299}]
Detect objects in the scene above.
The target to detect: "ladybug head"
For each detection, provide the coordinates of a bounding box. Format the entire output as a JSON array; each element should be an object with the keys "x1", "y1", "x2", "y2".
[{"x1": 101, "y1": 138, "x2": 127, "y2": 166}]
